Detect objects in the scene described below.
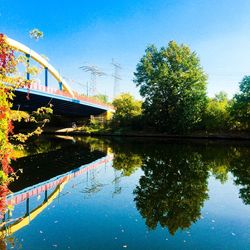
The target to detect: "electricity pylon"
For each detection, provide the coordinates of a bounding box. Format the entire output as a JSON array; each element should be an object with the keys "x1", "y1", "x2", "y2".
[
  {"x1": 111, "y1": 59, "x2": 122, "y2": 99},
  {"x1": 79, "y1": 65, "x2": 106, "y2": 96}
]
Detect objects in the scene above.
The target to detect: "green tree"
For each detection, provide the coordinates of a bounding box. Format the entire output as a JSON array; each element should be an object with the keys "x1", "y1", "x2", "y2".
[
  {"x1": 202, "y1": 91, "x2": 230, "y2": 131},
  {"x1": 134, "y1": 41, "x2": 207, "y2": 133},
  {"x1": 112, "y1": 93, "x2": 142, "y2": 128},
  {"x1": 214, "y1": 91, "x2": 228, "y2": 102},
  {"x1": 230, "y1": 76, "x2": 250, "y2": 130}
]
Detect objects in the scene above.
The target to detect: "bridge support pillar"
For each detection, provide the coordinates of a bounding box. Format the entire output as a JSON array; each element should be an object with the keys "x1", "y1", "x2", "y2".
[
  {"x1": 59, "y1": 82, "x2": 63, "y2": 91},
  {"x1": 26, "y1": 53, "x2": 30, "y2": 80},
  {"x1": 26, "y1": 198, "x2": 30, "y2": 216},
  {"x1": 45, "y1": 67, "x2": 48, "y2": 87},
  {"x1": 44, "y1": 190, "x2": 48, "y2": 202}
]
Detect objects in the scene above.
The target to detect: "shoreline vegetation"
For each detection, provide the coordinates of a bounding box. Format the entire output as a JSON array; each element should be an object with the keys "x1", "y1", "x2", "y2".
[
  {"x1": 37, "y1": 41, "x2": 248, "y2": 139},
  {"x1": 41, "y1": 127, "x2": 250, "y2": 140}
]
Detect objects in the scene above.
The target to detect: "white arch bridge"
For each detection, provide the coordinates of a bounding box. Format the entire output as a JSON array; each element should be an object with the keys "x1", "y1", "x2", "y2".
[{"x1": 5, "y1": 36, "x2": 114, "y2": 117}]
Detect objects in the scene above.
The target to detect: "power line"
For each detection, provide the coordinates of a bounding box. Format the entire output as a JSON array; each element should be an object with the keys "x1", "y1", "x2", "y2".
[
  {"x1": 63, "y1": 76, "x2": 89, "y2": 96},
  {"x1": 111, "y1": 59, "x2": 122, "y2": 99}
]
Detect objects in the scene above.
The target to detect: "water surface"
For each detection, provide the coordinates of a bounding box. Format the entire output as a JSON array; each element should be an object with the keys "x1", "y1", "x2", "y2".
[{"x1": 1, "y1": 136, "x2": 250, "y2": 249}]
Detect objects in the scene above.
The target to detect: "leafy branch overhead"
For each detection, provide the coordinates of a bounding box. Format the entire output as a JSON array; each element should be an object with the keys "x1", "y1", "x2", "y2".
[{"x1": 29, "y1": 29, "x2": 44, "y2": 41}]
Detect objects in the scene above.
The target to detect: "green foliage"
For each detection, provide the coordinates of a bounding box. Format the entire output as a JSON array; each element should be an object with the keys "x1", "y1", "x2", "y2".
[
  {"x1": 134, "y1": 41, "x2": 207, "y2": 133},
  {"x1": 29, "y1": 29, "x2": 44, "y2": 41},
  {"x1": 214, "y1": 91, "x2": 228, "y2": 102},
  {"x1": 79, "y1": 136, "x2": 110, "y2": 153},
  {"x1": 229, "y1": 147, "x2": 250, "y2": 205},
  {"x1": 99, "y1": 137, "x2": 250, "y2": 233},
  {"x1": 87, "y1": 118, "x2": 105, "y2": 132},
  {"x1": 104, "y1": 138, "x2": 250, "y2": 234},
  {"x1": 112, "y1": 93, "x2": 142, "y2": 129},
  {"x1": 113, "y1": 152, "x2": 142, "y2": 176},
  {"x1": 230, "y1": 76, "x2": 250, "y2": 130},
  {"x1": 210, "y1": 163, "x2": 228, "y2": 183},
  {"x1": 93, "y1": 94, "x2": 109, "y2": 103},
  {"x1": 80, "y1": 118, "x2": 111, "y2": 134},
  {"x1": 202, "y1": 91, "x2": 230, "y2": 131}
]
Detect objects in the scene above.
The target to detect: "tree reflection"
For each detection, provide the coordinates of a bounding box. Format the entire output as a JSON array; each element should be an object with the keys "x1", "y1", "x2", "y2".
[
  {"x1": 113, "y1": 152, "x2": 142, "y2": 176},
  {"x1": 111, "y1": 147, "x2": 142, "y2": 196},
  {"x1": 134, "y1": 145, "x2": 209, "y2": 235},
  {"x1": 229, "y1": 147, "x2": 250, "y2": 205},
  {"x1": 102, "y1": 137, "x2": 250, "y2": 230},
  {"x1": 202, "y1": 144, "x2": 250, "y2": 204},
  {"x1": 104, "y1": 138, "x2": 143, "y2": 177}
]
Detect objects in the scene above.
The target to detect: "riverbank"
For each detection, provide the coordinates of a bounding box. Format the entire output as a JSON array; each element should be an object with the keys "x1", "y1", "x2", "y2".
[{"x1": 42, "y1": 127, "x2": 250, "y2": 140}]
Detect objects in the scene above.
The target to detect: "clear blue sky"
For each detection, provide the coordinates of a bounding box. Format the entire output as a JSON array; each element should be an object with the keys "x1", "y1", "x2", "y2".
[{"x1": 1, "y1": 0, "x2": 250, "y2": 100}]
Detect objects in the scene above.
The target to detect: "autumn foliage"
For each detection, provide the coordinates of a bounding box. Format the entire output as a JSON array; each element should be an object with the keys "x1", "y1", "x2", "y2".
[
  {"x1": 0, "y1": 34, "x2": 17, "y2": 217},
  {"x1": 0, "y1": 33, "x2": 29, "y2": 218}
]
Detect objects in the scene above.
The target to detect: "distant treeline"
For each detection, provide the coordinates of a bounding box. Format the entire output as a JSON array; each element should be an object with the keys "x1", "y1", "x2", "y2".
[{"x1": 107, "y1": 41, "x2": 249, "y2": 134}]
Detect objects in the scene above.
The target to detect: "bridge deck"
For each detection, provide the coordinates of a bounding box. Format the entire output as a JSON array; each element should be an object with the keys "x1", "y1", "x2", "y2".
[{"x1": 13, "y1": 84, "x2": 113, "y2": 117}]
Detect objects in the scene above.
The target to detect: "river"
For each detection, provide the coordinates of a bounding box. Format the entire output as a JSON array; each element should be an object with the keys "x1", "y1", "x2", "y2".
[{"x1": 1, "y1": 136, "x2": 250, "y2": 249}]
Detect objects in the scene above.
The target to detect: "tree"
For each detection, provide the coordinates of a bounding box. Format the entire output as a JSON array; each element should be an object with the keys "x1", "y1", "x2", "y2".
[
  {"x1": 134, "y1": 41, "x2": 207, "y2": 133},
  {"x1": 230, "y1": 76, "x2": 250, "y2": 130},
  {"x1": 112, "y1": 93, "x2": 142, "y2": 128},
  {"x1": 214, "y1": 91, "x2": 228, "y2": 102},
  {"x1": 0, "y1": 33, "x2": 20, "y2": 219},
  {"x1": 202, "y1": 91, "x2": 230, "y2": 131},
  {"x1": 0, "y1": 33, "x2": 52, "y2": 219}
]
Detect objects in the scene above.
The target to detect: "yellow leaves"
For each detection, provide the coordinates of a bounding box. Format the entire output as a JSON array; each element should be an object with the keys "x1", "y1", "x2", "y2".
[
  {"x1": 27, "y1": 65, "x2": 41, "y2": 75},
  {"x1": 10, "y1": 110, "x2": 30, "y2": 122},
  {"x1": 16, "y1": 55, "x2": 27, "y2": 64},
  {"x1": 11, "y1": 104, "x2": 53, "y2": 143},
  {"x1": 0, "y1": 171, "x2": 8, "y2": 184},
  {"x1": 33, "y1": 126, "x2": 43, "y2": 135},
  {"x1": 12, "y1": 133, "x2": 28, "y2": 143},
  {"x1": 0, "y1": 75, "x2": 27, "y2": 89},
  {"x1": 33, "y1": 104, "x2": 53, "y2": 116}
]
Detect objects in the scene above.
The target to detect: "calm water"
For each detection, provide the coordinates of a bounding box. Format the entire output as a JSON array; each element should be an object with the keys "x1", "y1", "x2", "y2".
[{"x1": 1, "y1": 136, "x2": 250, "y2": 249}]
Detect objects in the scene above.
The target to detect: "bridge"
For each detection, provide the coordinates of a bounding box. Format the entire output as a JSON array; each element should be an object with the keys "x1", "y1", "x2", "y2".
[
  {"x1": 5, "y1": 36, "x2": 114, "y2": 118},
  {"x1": 0, "y1": 154, "x2": 113, "y2": 238}
]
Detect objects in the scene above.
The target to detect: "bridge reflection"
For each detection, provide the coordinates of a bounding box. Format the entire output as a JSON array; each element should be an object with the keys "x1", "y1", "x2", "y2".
[{"x1": 0, "y1": 154, "x2": 113, "y2": 238}]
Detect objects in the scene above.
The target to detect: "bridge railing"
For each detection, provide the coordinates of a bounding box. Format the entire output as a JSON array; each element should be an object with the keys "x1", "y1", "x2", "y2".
[{"x1": 29, "y1": 83, "x2": 114, "y2": 110}]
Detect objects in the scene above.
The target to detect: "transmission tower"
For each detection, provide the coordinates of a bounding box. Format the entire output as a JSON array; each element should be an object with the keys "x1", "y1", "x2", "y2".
[
  {"x1": 79, "y1": 65, "x2": 106, "y2": 96},
  {"x1": 111, "y1": 59, "x2": 122, "y2": 99}
]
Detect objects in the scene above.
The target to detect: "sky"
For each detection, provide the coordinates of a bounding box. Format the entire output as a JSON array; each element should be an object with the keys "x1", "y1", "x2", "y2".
[{"x1": 1, "y1": 0, "x2": 250, "y2": 100}]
